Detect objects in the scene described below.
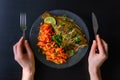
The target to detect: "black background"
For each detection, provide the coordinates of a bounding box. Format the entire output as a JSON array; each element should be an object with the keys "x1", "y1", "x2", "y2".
[{"x1": 0, "y1": 0, "x2": 120, "y2": 80}]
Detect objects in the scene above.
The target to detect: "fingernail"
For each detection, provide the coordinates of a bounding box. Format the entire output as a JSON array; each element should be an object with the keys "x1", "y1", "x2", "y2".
[
  {"x1": 97, "y1": 34, "x2": 100, "y2": 38},
  {"x1": 24, "y1": 40, "x2": 28, "y2": 46},
  {"x1": 25, "y1": 40, "x2": 28, "y2": 43},
  {"x1": 96, "y1": 34, "x2": 99, "y2": 39},
  {"x1": 21, "y1": 36, "x2": 24, "y2": 39},
  {"x1": 93, "y1": 40, "x2": 96, "y2": 43},
  {"x1": 19, "y1": 36, "x2": 24, "y2": 42}
]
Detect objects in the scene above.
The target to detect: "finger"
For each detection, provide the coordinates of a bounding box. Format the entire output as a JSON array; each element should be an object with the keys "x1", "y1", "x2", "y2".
[
  {"x1": 13, "y1": 43, "x2": 17, "y2": 56},
  {"x1": 101, "y1": 39, "x2": 108, "y2": 54},
  {"x1": 17, "y1": 37, "x2": 24, "y2": 56},
  {"x1": 96, "y1": 35, "x2": 105, "y2": 54},
  {"x1": 89, "y1": 40, "x2": 97, "y2": 55},
  {"x1": 24, "y1": 40, "x2": 33, "y2": 56}
]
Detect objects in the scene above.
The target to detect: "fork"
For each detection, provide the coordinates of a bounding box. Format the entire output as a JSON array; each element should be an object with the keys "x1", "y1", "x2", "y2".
[{"x1": 20, "y1": 13, "x2": 27, "y2": 38}]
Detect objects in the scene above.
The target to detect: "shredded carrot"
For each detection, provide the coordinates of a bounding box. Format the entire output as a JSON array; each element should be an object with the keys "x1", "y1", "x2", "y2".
[{"x1": 37, "y1": 23, "x2": 68, "y2": 64}]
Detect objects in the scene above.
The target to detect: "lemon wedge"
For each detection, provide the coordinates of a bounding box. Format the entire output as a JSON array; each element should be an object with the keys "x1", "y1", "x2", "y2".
[{"x1": 44, "y1": 17, "x2": 56, "y2": 25}]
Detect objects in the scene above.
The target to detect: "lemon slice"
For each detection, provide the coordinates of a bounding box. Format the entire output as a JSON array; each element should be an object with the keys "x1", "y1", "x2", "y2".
[{"x1": 44, "y1": 17, "x2": 56, "y2": 25}]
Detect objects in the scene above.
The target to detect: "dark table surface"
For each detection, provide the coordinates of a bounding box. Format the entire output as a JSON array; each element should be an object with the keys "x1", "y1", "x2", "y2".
[{"x1": 0, "y1": 0, "x2": 120, "y2": 80}]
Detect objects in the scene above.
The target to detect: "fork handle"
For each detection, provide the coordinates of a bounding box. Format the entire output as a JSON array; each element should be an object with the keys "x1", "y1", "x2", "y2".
[{"x1": 23, "y1": 30, "x2": 25, "y2": 38}]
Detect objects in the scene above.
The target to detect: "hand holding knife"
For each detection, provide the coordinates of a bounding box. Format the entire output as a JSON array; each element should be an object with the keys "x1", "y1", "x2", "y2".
[
  {"x1": 89, "y1": 12, "x2": 108, "y2": 80},
  {"x1": 92, "y1": 12, "x2": 99, "y2": 53}
]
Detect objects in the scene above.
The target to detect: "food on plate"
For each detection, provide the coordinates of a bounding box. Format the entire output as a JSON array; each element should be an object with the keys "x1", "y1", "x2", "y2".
[{"x1": 37, "y1": 11, "x2": 88, "y2": 64}]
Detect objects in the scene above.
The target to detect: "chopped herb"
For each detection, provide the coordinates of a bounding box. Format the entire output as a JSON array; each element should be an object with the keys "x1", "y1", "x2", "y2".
[
  {"x1": 70, "y1": 34, "x2": 73, "y2": 39},
  {"x1": 68, "y1": 26, "x2": 73, "y2": 31},
  {"x1": 70, "y1": 19, "x2": 74, "y2": 22},
  {"x1": 60, "y1": 45, "x2": 63, "y2": 48},
  {"x1": 76, "y1": 33, "x2": 80, "y2": 37},
  {"x1": 51, "y1": 34, "x2": 56, "y2": 41},
  {"x1": 57, "y1": 42, "x2": 61, "y2": 46},
  {"x1": 56, "y1": 34, "x2": 62, "y2": 41},
  {"x1": 63, "y1": 14, "x2": 67, "y2": 20},
  {"x1": 51, "y1": 34, "x2": 62, "y2": 47},
  {"x1": 71, "y1": 49, "x2": 75, "y2": 55},
  {"x1": 75, "y1": 37, "x2": 80, "y2": 44},
  {"x1": 60, "y1": 32, "x2": 62, "y2": 35},
  {"x1": 63, "y1": 37, "x2": 66, "y2": 40},
  {"x1": 75, "y1": 33, "x2": 81, "y2": 44},
  {"x1": 54, "y1": 44, "x2": 58, "y2": 47},
  {"x1": 59, "y1": 23, "x2": 65, "y2": 26}
]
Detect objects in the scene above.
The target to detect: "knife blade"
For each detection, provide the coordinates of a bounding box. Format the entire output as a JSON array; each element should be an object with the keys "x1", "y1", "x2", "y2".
[{"x1": 92, "y1": 12, "x2": 99, "y2": 37}]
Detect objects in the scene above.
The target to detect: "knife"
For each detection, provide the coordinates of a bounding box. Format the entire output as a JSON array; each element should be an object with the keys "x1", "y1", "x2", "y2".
[{"x1": 92, "y1": 12, "x2": 99, "y2": 37}]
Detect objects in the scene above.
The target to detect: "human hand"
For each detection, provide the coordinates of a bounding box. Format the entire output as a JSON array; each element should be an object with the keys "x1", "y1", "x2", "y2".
[
  {"x1": 13, "y1": 37, "x2": 35, "y2": 80},
  {"x1": 88, "y1": 35, "x2": 108, "y2": 71}
]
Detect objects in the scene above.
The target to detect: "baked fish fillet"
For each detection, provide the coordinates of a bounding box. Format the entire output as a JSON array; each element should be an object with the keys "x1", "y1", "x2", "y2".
[{"x1": 42, "y1": 11, "x2": 88, "y2": 56}]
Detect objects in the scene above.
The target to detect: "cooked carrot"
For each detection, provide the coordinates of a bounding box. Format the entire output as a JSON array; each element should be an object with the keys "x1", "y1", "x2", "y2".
[{"x1": 37, "y1": 23, "x2": 68, "y2": 64}]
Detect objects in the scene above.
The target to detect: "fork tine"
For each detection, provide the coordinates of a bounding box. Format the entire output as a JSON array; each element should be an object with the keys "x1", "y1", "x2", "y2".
[
  {"x1": 20, "y1": 13, "x2": 26, "y2": 26},
  {"x1": 20, "y1": 13, "x2": 27, "y2": 38}
]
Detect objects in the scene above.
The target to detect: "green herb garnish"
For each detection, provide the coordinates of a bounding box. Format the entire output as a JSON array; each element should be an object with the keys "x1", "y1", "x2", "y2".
[
  {"x1": 70, "y1": 34, "x2": 73, "y2": 39},
  {"x1": 63, "y1": 14, "x2": 67, "y2": 20},
  {"x1": 75, "y1": 34, "x2": 81, "y2": 44},
  {"x1": 59, "y1": 23, "x2": 65, "y2": 27},
  {"x1": 51, "y1": 34, "x2": 62, "y2": 47},
  {"x1": 68, "y1": 26, "x2": 73, "y2": 31},
  {"x1": 75, "y1": 37, "x2": 81, "y2": 44},
  {"x1": 54, "y1": 44, "x2": 58, "y2": 47},
  {"x1": 63, "y1": 37, "x2": 66, "y2": 40},
  {"x1": 51, "y1": 34, "x2": 56, "y2": 41},
  {"x1": 71, "y1": 49, "x2": 75, "y2": 55},
  {"x1": 70, "y1": 19, "x2": 74, "y2": 22}
]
